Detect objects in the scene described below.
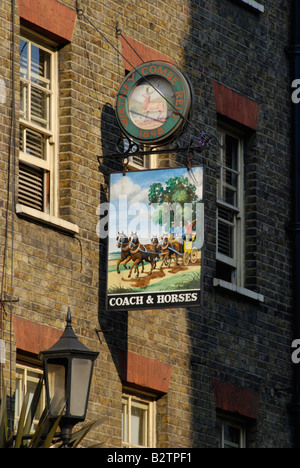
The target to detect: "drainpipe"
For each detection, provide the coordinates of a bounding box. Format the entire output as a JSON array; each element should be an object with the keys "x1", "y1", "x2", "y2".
[{"x1": 287, "y1": 0, "x2": 300, "y2": 449}]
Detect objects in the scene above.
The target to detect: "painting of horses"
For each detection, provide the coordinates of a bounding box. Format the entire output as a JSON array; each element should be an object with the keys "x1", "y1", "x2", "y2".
[{"x1": 105, "y1": 166, "x2": 204, "y2": 310}]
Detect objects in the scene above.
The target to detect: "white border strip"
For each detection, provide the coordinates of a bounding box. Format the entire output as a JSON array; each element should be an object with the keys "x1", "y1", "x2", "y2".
[
  {"x1": 239, "y1": 0, "x2": 264, "y2": 12},
  {"x1": 213, "y1": 278, "x2": 265, "y2": 303},
  {"x1": 16, "y1": 204, "x2": 79, "y2": 234}
]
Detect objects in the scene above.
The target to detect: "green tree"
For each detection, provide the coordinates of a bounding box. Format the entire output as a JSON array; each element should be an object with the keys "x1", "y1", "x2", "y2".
[{"x1": 148, "y1": 176, "x2": 199, "y2": 229}]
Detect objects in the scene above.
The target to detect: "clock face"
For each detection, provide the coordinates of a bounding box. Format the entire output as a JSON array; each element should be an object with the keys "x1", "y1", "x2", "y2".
[{"x1": 116, "y1": 61, "x2": 193, "y2": 146}]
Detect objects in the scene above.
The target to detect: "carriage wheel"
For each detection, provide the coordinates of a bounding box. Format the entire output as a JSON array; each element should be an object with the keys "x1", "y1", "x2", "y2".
[
  {"x1": 183, "y1": 251, "x2": 189, "y2": 266},
  {"x1": 191, "y1": 247, "x2": 198, "y2": 263}
]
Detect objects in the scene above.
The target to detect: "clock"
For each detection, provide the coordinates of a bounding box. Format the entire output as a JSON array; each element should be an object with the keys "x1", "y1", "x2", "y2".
[{"x1": 115, "y1": 61, "x2": 193, "y2": 146}]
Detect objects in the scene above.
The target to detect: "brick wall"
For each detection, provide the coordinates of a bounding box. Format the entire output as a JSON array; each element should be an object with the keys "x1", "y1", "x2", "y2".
[{"x1": 0, "y1": 0, "x2": 294, "y2": 448}]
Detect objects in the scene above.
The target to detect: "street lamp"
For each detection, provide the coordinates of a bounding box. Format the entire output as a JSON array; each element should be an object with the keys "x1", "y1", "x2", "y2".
[{"x1": 39, "y1": 309, "x2": 99, "y2": 447}]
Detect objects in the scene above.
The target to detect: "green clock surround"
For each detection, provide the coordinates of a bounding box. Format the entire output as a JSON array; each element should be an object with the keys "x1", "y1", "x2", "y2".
[{"x1": 115, "y1": 61, "x2": 193, "y2": 146}]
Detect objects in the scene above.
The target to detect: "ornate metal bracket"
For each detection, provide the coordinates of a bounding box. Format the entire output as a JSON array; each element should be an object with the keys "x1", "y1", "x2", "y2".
[
  {"x1": 109, "y1": 131, "x2": 219, "y2": 159},
  {"x1": 98, "y1": 131, "x2": 222, "y2": 175}
]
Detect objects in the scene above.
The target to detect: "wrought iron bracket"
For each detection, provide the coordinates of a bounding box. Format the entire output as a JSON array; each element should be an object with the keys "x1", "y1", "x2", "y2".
[
  {"x1": 108, "y1": 131, "x2": 219, "y2": 159},
  {"x1": 98, "y1": 131, "x2": 222, "y2": 175}
]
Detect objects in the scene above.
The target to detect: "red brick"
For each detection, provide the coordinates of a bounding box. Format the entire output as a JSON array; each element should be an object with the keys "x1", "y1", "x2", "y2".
[
  {"x1": 120, "y1": 34, "x2": 174, "y2": 71},
  {"x1": 12, "y1": 316, "x2": 62, "y2": 355},
  {"x1": 17, "y1": 0, "x2": 76, "y2": 43},
  {"x1": 212, "y1": 379, "x2": 260, "y2": 419},
  {"x1": 118, "y1": 351, "x2": 172, "y2": 394},
  {"x1": 212, "y1": 81, "x2": 260, "y2": 130}
]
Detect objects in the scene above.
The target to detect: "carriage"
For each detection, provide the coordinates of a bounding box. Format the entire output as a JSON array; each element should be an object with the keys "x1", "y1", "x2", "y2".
[
  {"x1": 160, "y1": 233, "x2": 198, "y2": 267},
  {"x1": 182, "y1": 234, "x2": 198, "y2": 265}
]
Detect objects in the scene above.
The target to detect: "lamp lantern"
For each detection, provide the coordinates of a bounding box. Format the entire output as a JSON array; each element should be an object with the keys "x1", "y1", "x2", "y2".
[{"x1": 39, "y1": 309, "x2": 99, "y2": 447}]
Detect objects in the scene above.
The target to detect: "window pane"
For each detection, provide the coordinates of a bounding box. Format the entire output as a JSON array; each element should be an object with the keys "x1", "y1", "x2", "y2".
[
  {"x1": 14, "y1": 365, "x2": 45, "y2": 432},
  {"x1": 225, "y1": 134, "x2": 238, "y2": 171},
  {"x1": 218, "y1": 206, "x2": 234, "y2": 223},
  {"x1": 224, "y1": 183, "x2": 237, "y2": 206},
  {"x1": 224, "y1": 424, "x2": 240, "y2": 444},
  {"x1": 217, "y1": 421, "x2": 245, "y2": 448},
  {"x1": 122, "y1": 394, "x2": 154, "y2": 448},
  {"x1": 131, "y1": 155, "x2": 145, "y2": 167},
  {"x1": 20, "y1": 39, "x2": 28, "y2": 79},
  {"x1": 25, "y1": 127, "x2": 46, "y2": 159},
  {"x1": 20, "y1": 82, "x2": 28, "y2": 120},
  {"x1": 31, "y1": 45, "x2": 50, "y2": 88},
  {"x1": 31, "y1": 86, "x2": 49, "y2": 128},
  {"x1": 218, "y1": 134, "x2": 240, "y2": 207},
  {"x1": 131, "y1": 405, "x2": 146, "y2": 446},
  {"x1": 14, "y1": 369, "x2": 24, "y2": 425}
]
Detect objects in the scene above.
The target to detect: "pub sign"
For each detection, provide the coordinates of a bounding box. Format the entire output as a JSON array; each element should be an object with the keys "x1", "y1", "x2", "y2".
[{"x1": 103, "y1": 167, "x2": 204, "y2": 311}]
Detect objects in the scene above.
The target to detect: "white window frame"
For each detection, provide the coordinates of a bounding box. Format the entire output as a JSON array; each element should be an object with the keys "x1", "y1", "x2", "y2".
[
  {"x1": 124, "y1": 140, "x2": 157, "y2": 171},
  {"x1": 122, "y1": 391, "x2": 156, "y2": 448},
  {"x1": 216, "y1": 126, "x2": 244, "y2": 287},
  {"x1": 217, "y1": 418, "x2": 246, "y2": 448},
  {"x1": 238, "y1": 0, "x2": 264, "y2": 13},
  {"x1": 14, "y1": 363, "x2": 46, "y2": 432},
  {"x1": 19, "y1": 28, "x2": 59, "y2": 217}
]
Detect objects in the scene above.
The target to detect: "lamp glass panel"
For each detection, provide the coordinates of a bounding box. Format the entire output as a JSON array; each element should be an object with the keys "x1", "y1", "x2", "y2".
[
  {"x1": 47, "y1": 363, "x2": 66, "y2": 415},
  {"x1": 70, "y1": 358, "x2": 92, "y2": 417}
]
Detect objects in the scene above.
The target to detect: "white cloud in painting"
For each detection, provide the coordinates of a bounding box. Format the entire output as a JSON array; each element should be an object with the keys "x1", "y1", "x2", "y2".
[{"x1": 110, "y1": 176, "x2": 148, "y2": 205}]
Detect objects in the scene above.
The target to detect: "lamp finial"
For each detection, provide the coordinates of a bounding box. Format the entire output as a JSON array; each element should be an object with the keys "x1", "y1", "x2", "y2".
[{"x1": 66, "y1": 307, "x2": 72, "y2": 327}]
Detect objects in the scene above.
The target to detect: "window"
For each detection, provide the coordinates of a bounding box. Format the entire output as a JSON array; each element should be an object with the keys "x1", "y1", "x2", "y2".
[
  {"x1": 19, "y1": 31, "x2": 58, "y2": 216},
  {"x1": 123, "y1": 139, "x2": 157, "y2": 170},
  {"x1": 14, "y1": 363, "x2": 46, "y2": 432},
  {"x1": 216, "y1": 128, "x2": 244, "y2": 286},
  {"x1": 122, "y1": 392, "x2": 156, "y2": 448},
  {"x1": 217, "y1": 419, "x2": 246, "y2": 448},
  {"x1": 129, "y1": 152, "x2": 157, "y2": 170}
]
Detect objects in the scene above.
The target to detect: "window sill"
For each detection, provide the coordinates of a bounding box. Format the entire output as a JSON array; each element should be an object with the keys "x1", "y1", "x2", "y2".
[
  {"x1": 238, "y1": 0, "x2": 264, "y2": 13},
  {"x1": 16, "y1": 204, "x2": 79, "y2": 235},
  {"x1": 213, "y1": 278, "x2": 264, "y2": 303}
]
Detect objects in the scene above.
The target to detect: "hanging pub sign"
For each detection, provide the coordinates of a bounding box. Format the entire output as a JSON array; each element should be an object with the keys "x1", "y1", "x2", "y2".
[
  {"x1": 115, "y1": 61, "x2": 193, "y2": 146},
  {"x1": 103, "y1": 167, "x2": 204, "y2": 311}
]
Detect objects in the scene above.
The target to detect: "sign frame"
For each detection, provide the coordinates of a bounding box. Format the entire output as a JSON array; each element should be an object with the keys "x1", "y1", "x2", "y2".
[
  {"x1": 105, "y1": 166, "x2": 205, "y2": 311},
  {"x1": 115, "y1": 61, "x2": 193, "y2": 146}
]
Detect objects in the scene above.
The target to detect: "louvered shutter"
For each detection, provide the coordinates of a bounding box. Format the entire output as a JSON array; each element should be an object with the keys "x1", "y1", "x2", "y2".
[
  {"x1": 18, "y1": 163, "x2": 44, "y2": 211},
  {"x1": 217, "y1": 206, "x2": 234, "y2": 258}
]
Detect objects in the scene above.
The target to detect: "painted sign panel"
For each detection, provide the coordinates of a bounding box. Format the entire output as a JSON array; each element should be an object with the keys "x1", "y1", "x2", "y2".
[{"x1": 104, "y1": 167, "x2": 204, "y2": 311}]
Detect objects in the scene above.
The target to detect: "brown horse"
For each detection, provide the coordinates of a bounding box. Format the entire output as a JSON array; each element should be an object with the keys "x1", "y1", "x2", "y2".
[
  {"x1": 128, "y1": 234, "x2": 157, "y2": 278},
  {"x1": 160, "y1": 235, "x2": 183, "y2": 268},
  {"x1": 116, "y1": 233, "x2": 132, "y2": 274}
]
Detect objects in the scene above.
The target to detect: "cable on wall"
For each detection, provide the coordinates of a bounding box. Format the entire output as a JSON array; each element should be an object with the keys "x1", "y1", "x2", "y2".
[
  {"x1": 0, "y1": 0, "x2": 17, "y2": 430},
  {"x1": 74, "y1": 1, "x2": 220, "y2": 147}
]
